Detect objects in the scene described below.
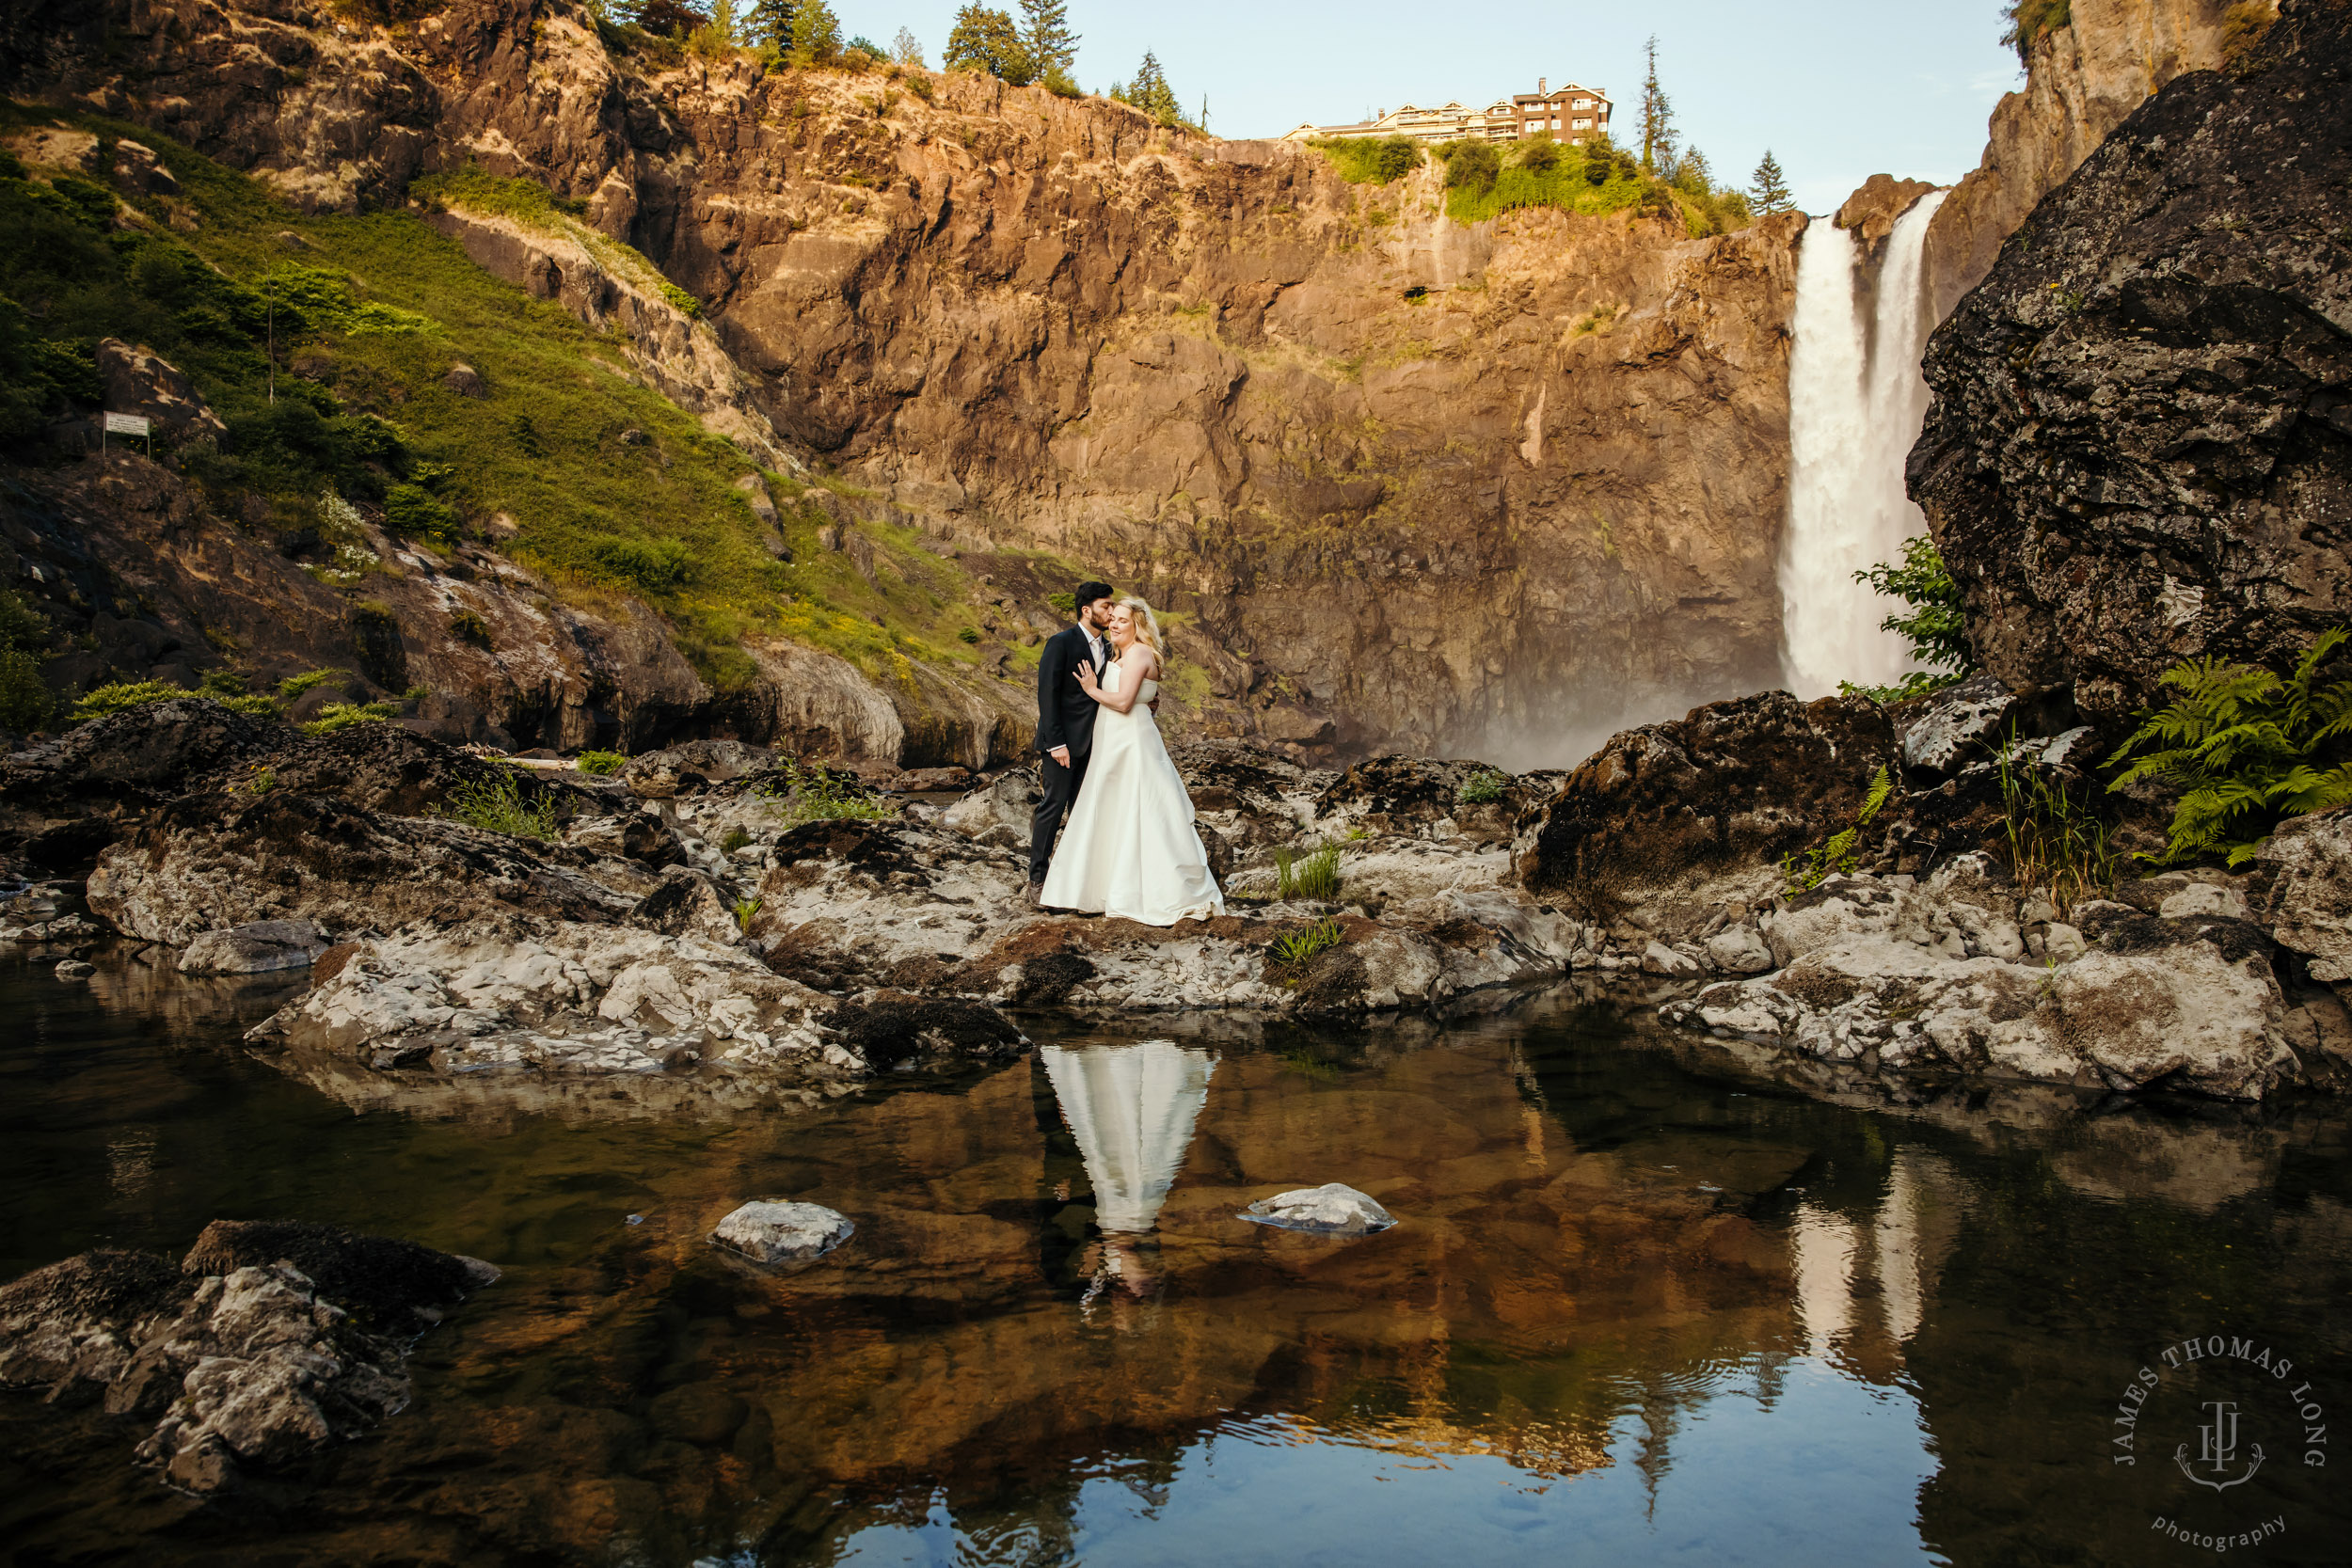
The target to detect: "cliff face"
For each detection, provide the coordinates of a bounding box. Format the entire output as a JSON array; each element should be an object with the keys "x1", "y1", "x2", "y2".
[
  {"x1": 1922, "y1": 0, "x2": 2234, "y2": 322},
  {"x1": 1910, "y1": 0, "x2": 2351, "y2": 725},
  {"x1": 4, "y1": 0, "x2": 1801, "y2": 766}
]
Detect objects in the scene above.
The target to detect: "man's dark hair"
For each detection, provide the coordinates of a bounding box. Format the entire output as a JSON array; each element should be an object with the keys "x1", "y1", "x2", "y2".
[{"x1": 1073, "y1": 580, "x2": 1114, "y2": 611}]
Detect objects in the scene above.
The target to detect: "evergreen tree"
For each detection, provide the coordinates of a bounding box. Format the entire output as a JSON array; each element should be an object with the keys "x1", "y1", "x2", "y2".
[
  {"x1": 1017, "y1": 0, "x2": 1077, "y2": 74},
  {"x1": 745, "y1": 0, "x2": 794, "y2": 47},
  {"x1": 1749, "y1": 149, "x2": 1793, "y2": 214},
  {"x1": 847, "y1": 34, "x2": 882, "y2": 55},
  {"x1": 1637, "y1": 35, "x2": 1676, "y2": 174},
  {"x1": 699, "y1": 0, "x2": 739, "y2": 48},
  {"x1": 789, "y1": 0, "x2": 840, "y2": 61},
  {"x1": 890, "y1": 24, "x2": 925, "y2": 65},
  {"x1": 1124, "y1": 50, "x2": 1179, "y2": 125},
  {"x1": 627, "y1": 0, "x2": 709, "y2": 35},
  {"x1": 944, "y1": 4, "x2": 1035, "y2": 85}
]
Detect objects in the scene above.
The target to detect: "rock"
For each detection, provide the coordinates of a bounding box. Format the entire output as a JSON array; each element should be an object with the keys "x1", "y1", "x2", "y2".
[
  {"x1": 1239, "y1": 1182, "x2": 1396, "y2": 1236},
  {"x1": 2042, "y1": 922, "x2": 2087, "y2": 964},
  {"x1": 1641, "y1": 940, "x2": 1703, "y2": 978},
  {"x1": 1704, "y1": 924, "x2": 1774, "y2": 974},
  {"x1": 1898, "y1": 672, "x2": 2016, "y2": 778},
  {"x1": 1835, "y1": 173, "x2": 1940, "y2": 251},
  {"x1": 55, "y1": 958, "x2": 93, "y2": 978},
  {"x1": 942, "y1": 770, "x2": 1039, "y2": 846},
  {"x1": 108, "y1": 138, "x2": 179, "y2": 197},
  {"x1": 891, "y1": 766, "x2": 971, "y2": 793},
  {"x1": 2258, "y1": 811, "x2": 2352, "y2": 981},
  {"x1": 1516, "y1": 690, "x2": 1899, "y2": 914},
  {"x1": 708, "y1": 1200, "x2": 853, "y2": 1263},
  {"x1": 179, "y1": 919, "x2": 330, "y2": 974},
  {"x1": 0, "y1": 1221, "x2": 491, "y2": 1492},
  {"x1": 94, "y1": 340, "x2": 228, "y2": 444},
  {"x1": 442, "y1": 361, "x2": 487, "y2": 397},
  {"x1": 1912, "y1": 0, "x2": 2352, "y2": 729},
  {"x1": 820, "y1": 990, "x2": 1025, "y2": 1069}
]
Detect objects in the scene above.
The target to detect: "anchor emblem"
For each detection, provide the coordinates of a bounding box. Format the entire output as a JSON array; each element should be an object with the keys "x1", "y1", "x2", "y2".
[{"x1": 2175, "y1": 1400, "x2": 2265, "y2": 1492}]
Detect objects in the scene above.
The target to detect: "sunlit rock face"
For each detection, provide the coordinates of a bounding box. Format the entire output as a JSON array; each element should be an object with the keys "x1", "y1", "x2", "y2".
[
  {"x1": 8, "y1": 0, "x2": 1805, "y2": 765},
  {"x1": 1911, "y1": 0, "x2": 2352, "y2": 728},
  {"x1": 1921, "y1": 0, "x2": 2233, "y2": 322}
]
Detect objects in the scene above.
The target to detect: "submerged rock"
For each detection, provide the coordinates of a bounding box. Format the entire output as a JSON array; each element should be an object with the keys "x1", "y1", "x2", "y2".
[
  {"x1": 0, "y1": 1220, "x2": 494, "y2": 1493},
  {"x1": 180, "y1": 919, "x2": 329, "y2": 975},
  {"x1": 708, "y1": 1200, "x2": 854, "y2": 1263},
  {"x1": 1240, "y1": 1183, "x2": 1397, "y2": 1236}
]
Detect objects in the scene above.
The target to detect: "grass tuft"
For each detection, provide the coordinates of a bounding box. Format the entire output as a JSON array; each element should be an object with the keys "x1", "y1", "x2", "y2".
[{"x1": 436, "y1": 769, "x2": 559, "y2": 841}]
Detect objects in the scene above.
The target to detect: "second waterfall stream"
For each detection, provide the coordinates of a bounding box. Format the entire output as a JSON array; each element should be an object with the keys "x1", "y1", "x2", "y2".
[{"x1": 1778, "y1": 189, "x2": 1949, "y2": 698}]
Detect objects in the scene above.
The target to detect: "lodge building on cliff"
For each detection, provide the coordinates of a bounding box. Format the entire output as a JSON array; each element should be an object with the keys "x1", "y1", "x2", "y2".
[{"x1": 1281, "y1": 78, "x2": 1613, "y2": 145}]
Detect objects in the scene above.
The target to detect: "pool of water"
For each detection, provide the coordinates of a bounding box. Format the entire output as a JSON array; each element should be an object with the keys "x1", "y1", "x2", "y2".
[{"x1": 2, "y1": 948, "x2": 2348, "y2": 1567}]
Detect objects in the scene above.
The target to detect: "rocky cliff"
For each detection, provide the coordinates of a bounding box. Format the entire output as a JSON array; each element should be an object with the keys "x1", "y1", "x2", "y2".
[
  {"x1": 1910, "y1": 0, "x2": 2350, "y2": 725},
  {"x1": 2, "y1": 0, "x2": 1802, "y2": 767},
  {"x1": 1922, "y1": 0, "x2": 2237, "y2": 322}
]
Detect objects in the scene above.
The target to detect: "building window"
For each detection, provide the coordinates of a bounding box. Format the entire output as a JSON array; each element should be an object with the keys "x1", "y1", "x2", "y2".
[{"x1": 1573, "y1": 118, "x2": 1591, "y2": 130}]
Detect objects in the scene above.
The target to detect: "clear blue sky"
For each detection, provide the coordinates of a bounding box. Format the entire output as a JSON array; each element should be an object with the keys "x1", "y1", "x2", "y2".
[{"x1": 854, "y1": 1, "x2": 2024, "y2": 214}]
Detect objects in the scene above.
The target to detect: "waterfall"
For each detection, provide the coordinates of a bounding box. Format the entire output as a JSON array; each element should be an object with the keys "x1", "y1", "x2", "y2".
[{"x1": 1779, "y1": 190, "x2": 1949, "y2": 699}]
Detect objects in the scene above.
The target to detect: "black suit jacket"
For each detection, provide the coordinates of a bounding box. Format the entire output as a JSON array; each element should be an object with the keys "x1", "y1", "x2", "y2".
[{"x1": 1036, "y1": 624, "x2": 1104, "y2": 759}]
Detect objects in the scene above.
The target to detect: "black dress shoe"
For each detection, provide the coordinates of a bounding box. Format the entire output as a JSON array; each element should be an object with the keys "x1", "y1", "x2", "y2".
[{"x1": 1025, "y1": 881, "x2": 1045, "y2": 907}]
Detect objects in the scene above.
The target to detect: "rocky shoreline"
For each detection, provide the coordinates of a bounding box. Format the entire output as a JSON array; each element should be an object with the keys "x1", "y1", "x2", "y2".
[{"x1": 6, "y1": 681, "x2": 2352, "y2": 1107}]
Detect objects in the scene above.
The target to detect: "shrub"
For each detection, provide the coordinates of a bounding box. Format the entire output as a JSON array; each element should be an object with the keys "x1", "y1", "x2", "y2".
[
  {"x1": 657, "y1": 277, "x2": 702, "y2": 318},
  {"x1": 449, "y1": 608, "x2": 492, "y2": 648},
  {"x1": 385, "y1": 482, "x2": 460, "y2": 543},
  {"x1": 0, "y1": 651, "x2": 51, "y2": 731},
  {"x1": 302, "y1": 701, "x2": 400, "y2": 735},
  {"x1": 721, "y1": 825, "x2": 753, "y2": 852},
  {"x1": 576, "y1": 748, "x2": 628, "y2": 775},
  {"x1": 592, "y1": 535, "x2": 693, "y2": 594},
  {"x1": 1046, "y1": 591, "x2": 1077, "y2": 613},
  {"x1": 906, "y1": 74, "x2": 935, "y2": 102},
  {"x1": 2105, "y1": 628, "x2": 2352, "y2": 867},
  {"x1": 278, "y1": 667, "x2": 342, "y2": 699},
  {"x1": 1457, "y1": 769, "x2": 1509, "y2": 805},
  {"x1": 1312, "y1": 135, "x2": 1422, "y2": 186},
  {"x1": 755, "y1": 755, "x2": 896, "y2": 826},
  {"x1": 1518, "y1": 135, "x2": 1560, "y2": 175},
  {"x1": 437, "y1": 769, "x2": 559, "y2": 840},
  {"x1": 1269, "y1": 917, "x2": 1345, "y2": 975},
  {"x1": 2002, "y1": 0, "x2": 2073, "y2": 63},
  {"x1": 958, "y1": 626, "x2": 981, "y2": 644},
  {"x1": 71, "y1": 681, "x2": 193, "y2": 721},
  {"x1": 732, "y1": 895, "x2": 764, "y2": 932},
  {"x1": 1839, "y1": 535, "x2": 1975, "y2": 705},
  {"x1": 1781, "y1": 765, "x2": 1893, "y2": 893}
]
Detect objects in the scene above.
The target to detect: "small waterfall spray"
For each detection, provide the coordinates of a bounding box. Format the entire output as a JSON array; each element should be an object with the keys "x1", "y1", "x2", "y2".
[{"x1": 1779, "y1": 189, "x2": 1949, "y2": 698}]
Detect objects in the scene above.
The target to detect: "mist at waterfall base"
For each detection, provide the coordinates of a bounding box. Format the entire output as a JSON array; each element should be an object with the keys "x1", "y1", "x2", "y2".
[{"x1": 1780, "y1": 192, "x2": 1948, "y2": 700}]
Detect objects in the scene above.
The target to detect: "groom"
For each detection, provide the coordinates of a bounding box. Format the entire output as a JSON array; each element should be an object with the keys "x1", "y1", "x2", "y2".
[{"x1": 1028, "y1": 580, "x2": 1117, "y2": 903}]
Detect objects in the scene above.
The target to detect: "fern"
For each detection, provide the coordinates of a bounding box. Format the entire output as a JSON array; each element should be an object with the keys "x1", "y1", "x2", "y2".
[
  {"x1": 2106, "y1": 628, "x2": 2352, "y2": 866},
  {"x1": 1781, "y1": 765, "x2": 1888, "y2": 893}
]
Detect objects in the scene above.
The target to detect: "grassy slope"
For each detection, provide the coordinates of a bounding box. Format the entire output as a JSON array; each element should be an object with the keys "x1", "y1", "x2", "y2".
[
  {"x1": 0, "y1": 102, "x2": 1009, "y2": 695},
  {"x1": 1310, "y1": 135, "x2": 1752, "y2": 239}
]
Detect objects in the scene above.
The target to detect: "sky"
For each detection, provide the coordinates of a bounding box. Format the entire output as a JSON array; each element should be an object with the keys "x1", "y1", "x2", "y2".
[{"x1": 853, "y1": 0, "x2": 2026, "y2": 214}]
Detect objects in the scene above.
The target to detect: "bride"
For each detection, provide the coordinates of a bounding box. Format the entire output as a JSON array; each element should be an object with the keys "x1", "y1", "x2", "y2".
[{"x1": 1038, "y1": 598, "x2": 1227, "y2": 925}]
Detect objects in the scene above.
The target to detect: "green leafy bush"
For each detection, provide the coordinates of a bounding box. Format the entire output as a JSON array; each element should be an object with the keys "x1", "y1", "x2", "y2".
[
  {"x1": 0, "y1": 587, "x2": 53, "y2": 731},
  {"x1": 385, "y1": 482, "x2": 460, "y2": 543},
  {"x1": 278, "y1": 667, "x2": 342, "y2": 699},
  {"x1": 576, "y1": 748, "x2": 628, "y2": 775},
  {"x1": 449, "y1": 608, "x2": 492, "y2": 648},
  {"x1": 70, "y1": 681, "x2": 195, "y2": 721},
  {"x1": 302, "y1": 700, "x2": 400, "y2": 735},
  {"x1": 1457, "y1": 769, "x2": 1510, "y2": 805},
  {"x1": 958, "y1": 626, "x2": 981, "y2": 644},
  {"x1": 437, "y1": 770, "x2": 559, "y2": 840},
  {"x1": 2105, "y1": 628, "x2": 2352, "y2": 867},
  {"x1": 1311, "y1": 136, "x2": 1422, "y2": 185},
  {"x1": 732, "y1": 895, "x2": 764, "y2": 932},
  {"x1": 1442, "y1": 140, "x2": 1501, "y2": 193},
  {"x1": 1046, "y1": 592, "x2": 1076, "y2": 613},
  {"x1": 1840, "y1": 535, "x2": 1975, "y2": 705},
  {"x1": 2002, "y1": 0, "x2": 2073, "y2": 63},
  {"x1": 721, "y1": 825, "x2": 753, "y2": 853},
  {"x1": 755, "y1": 756, "x2": 896, "y2": 827},
  {"x1": 592, "y1": 535, "x2": 693, "y2": 594}
]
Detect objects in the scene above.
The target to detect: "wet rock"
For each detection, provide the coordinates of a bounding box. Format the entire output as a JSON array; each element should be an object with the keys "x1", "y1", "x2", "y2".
[
  {"x1": 2258, "y1": 810, "x2": 2352, "y2": 982},
  {"x1": 1515, "y1": 690, "x2": 1899, "y2": 916},
  {"x1": 820, "y1": 990, "x2": 1025, "y2": 1069},
  {"x1": 892, "y1": 766, "x2": 971, "y2": 793},
  {"x1": 1641, "y1": 940, "x2": 1704, "y2": 978},
  {"x1": 621, "y1": 738, "x2": 774, "y2": 796},
  {"x1": 708, "y1": 1200, "x2": 853, "y2": 1263},
  {"x1": 1898, "y1": 673, "x2": 2016, "y2": 779},
  {"x1": 1912, "y1": 0, "x2": 2352, "y2": 729},
  {"x1": 627, "y1": 864, "x2": 740, "y2": 943},
  {"x1": 55, "y1": 958, "x2": 93, "y2": 978},
  {"x1": 1240, "y1": 1182, "x2": 1396, "y2": 1236},
  {"x1": 0, "y1": 1221, "x2": 492, "y2": 1493},
  {"x1": 179, "y1": 919, "x2": 329, "y2": 974}
]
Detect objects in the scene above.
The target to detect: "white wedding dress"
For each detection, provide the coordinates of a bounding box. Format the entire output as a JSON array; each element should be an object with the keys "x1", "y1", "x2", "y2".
[{"x1": 1039, "y1": 659, "x2": 1227, "y2": 925}]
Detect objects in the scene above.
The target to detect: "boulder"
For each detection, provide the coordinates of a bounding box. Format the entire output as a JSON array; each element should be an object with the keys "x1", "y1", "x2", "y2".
[
  {"x1": 941, "y1": 770, "x2": 1038, "y2": 846},
  {"x1": 179, "y1": 919, "x2": 328, "y2": 974},
  {"x1": 1897, "y1": 672, "x2": 2016, "y2": 778},
  {"x1": 442, "y1": 361, "x2": 487, "y2": 398},
  {"x1": 94, "y1": 341, "x2": 228, "y2": 444},
  {"x1": 819, "y1": 990, "x2": 1025, "y2": 1069},
  {"x1": 2258, "y1": 810, "x2": 2352, "y2": 981},
  {"x1": 0, "y1": 1221, "x2": 493, "y2": 1493},
  {"x1": 1911, "y1": 0, "x2": 2352, "y2": 728},
  {"x1": 1239, "y1": 1182, "x2": 1396, "y2": 1236},
  {"x1": 708, "y1": 1200, "x2": 853, "y2": 1263},
  {"x1": 1515, "y1": 690, "x2": 1898, "y2": 915}
]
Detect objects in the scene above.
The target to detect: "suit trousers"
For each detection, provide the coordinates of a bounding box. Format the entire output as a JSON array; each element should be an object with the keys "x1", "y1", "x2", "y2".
[{"x1": 1028, "y1": 747, "x2": 1089, "y2": 884}]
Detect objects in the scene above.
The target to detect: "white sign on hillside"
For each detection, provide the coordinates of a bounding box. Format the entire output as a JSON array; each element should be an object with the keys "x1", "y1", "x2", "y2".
[{"x1": 103, "y1": 412, "x2": 151, "y2": 436}]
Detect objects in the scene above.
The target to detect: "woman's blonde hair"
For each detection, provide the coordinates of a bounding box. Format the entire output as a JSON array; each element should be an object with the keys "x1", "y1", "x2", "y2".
[{"x1": 1114, "y1": 596, "x2": 1166, "y2": 660}]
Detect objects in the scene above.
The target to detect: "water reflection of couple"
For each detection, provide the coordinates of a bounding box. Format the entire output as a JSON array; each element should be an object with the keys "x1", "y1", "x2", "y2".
[
  {"x1": 1025, "y1": 581, "x2": 1226, "y2": 925},
  {"x1": 1040, "y1": 1039, "x2": 1215, "y2": 1305}
]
